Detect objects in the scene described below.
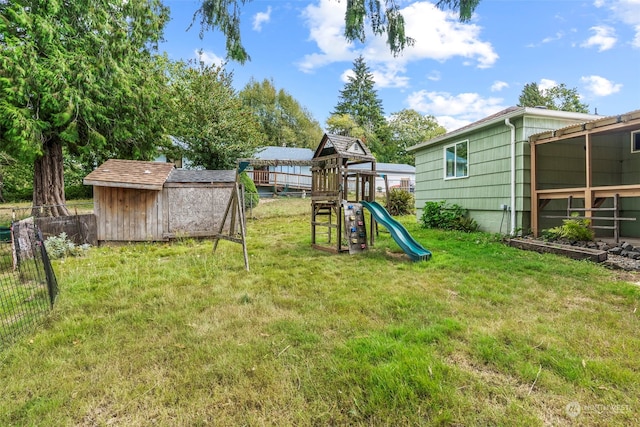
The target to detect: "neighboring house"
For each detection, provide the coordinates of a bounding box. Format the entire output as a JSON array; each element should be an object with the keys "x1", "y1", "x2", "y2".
[
  {"x1": 350, "y1": 162, "x2": 415, "y2": 193},
  {"x1": 408, "y1": 106, "x2": 600, "y2": 235},
  {"x1": 155, "y1": 136, "x2": 194, "y2": 169},
  {"x1": 244, "y1": 146, "x2": 314, "y2": 196},
  {"x1": 83, "y1": 159, "x2": 236, "y2": 242}
]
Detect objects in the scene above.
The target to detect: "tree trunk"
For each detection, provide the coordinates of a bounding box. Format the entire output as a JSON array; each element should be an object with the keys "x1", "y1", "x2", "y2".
[{"x1": 32, "y1": 139, "x2": 69, "y2": 217}]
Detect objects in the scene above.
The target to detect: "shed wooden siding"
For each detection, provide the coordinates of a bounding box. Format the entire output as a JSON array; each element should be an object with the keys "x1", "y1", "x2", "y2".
[
  {"x1": 162, "y1": 183, "x2": 234, "y2": 237},
  {"x1": 94, "y1": 186, "x2": 163, "y2": 241},
  {"x1": 414, "y1": 115, "x2": 595, "y2": 233}
]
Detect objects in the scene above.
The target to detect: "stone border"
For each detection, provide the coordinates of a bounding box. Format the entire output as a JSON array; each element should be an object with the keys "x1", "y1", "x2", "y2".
[{"x1": 508, "y1": 238, "x2": 608, "y2": 263}]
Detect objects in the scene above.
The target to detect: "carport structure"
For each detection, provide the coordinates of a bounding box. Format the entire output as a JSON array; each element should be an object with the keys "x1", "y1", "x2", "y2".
[{"x1": 530, "y1": 110, "x2": 640, "y2": 241}]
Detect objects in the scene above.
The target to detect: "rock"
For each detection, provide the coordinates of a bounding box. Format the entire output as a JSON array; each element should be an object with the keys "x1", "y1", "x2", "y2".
[
  {"x1": 621, "y1": 242, "x2": 634, "y2": 251},
  {"x1": 609, "y1": 247, "x2": 624, "y2": 255},
  {"x1": 598, "y1": 242, "x2": 611, "y2": 251}
]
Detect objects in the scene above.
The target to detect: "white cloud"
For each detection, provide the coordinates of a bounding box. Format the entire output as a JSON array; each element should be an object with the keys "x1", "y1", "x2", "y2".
[
  {"x1": 372, "y1": 65, "x2": 411, "y2": 89},
  {"x1": 581, "y1": 26, "x2": 617, "y2": 51},
  {"x1": 594, "y1": 1, "x2": 640, "y2": 47},
  {"x1": 427, "y1": 71, "x2": 441, "y2": 81},
  {"x1": 491, "y1": 81, "x2": 509, "y2": 92},
  {"x1": 253, "y1": 7, "x2": 272, "y2": 32},
  {"x1": 406, "y1": 90, "x2": 505, "y2": 131},
  {"x1": 298, "y1": 0, "x2": 498, "y2": 81},
  {"x1": 195, "y1": 49, "x2": 224, "y2": 67},
  {"x1": 580, "y1": 75, "x2": 623, "y2": 96},
  {"x1": 398, "y1": 2, "x2": 498, "y2": 69},
  {"x1": 297, "y1": 0, "x2": 355, "y2": 73},
  {"x1": 538, "y1": 79, "x2": 558, "y2": 91}
]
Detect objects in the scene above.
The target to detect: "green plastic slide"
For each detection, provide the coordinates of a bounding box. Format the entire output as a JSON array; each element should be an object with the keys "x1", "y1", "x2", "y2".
[{"x1": 361, "y1": 201, "x2": 431, "y2": 261}]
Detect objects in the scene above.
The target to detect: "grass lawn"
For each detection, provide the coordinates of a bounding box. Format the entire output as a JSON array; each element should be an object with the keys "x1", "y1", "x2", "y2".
[{"x1": 0, "y1": 197, "x2": 638, "y2": 426}]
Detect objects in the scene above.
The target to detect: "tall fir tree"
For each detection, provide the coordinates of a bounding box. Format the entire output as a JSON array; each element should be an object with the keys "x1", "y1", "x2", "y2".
[
  {"x1": 332, "y1": 56, "x2": 385, "y2": 134},
  {"x1": 518, "y1": 82, "x2": 589, "y2": 113},
  {"x1": 0, "y1": 0, "x2": 170, "y2": 216}
]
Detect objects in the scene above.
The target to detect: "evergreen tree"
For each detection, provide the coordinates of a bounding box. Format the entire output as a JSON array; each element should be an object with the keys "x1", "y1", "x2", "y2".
[
  {"x1": 333, "y1": 56, "x2": 385, "y2": 134},
  {"x1": 518, "y1": 82, "x2": 589, "y2": 113},
  {"x1": 239, "y1": 79, "x2": 323, "y2": 149},
  {"x1": 518, "y1": 83, "x2": 548, "y2": 109},
  {"x1": 193, "y1": 0, "x2": 481, "y2": 63},
  {"x1": 0, "y1": 0, "x2": 170, "y2": 216}
]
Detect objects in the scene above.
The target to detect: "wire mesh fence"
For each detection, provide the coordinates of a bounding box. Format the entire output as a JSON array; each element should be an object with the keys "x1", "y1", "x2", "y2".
[
  {"x1": 0, "y1": 202, "x2": 94, "y2": 224},
  {"x1": 0, "y1": 223, "x2": 58, "y2": 350}
]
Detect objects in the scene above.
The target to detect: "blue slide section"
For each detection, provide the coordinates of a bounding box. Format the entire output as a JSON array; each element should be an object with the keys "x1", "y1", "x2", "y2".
[{"x1": 361, "y1": 201, "x2": 432, "y2": 261}]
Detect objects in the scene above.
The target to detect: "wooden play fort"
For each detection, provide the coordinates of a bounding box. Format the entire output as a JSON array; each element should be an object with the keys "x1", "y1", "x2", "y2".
[{"x1": 311, "y1": 134, "x2": 383, "y2": 254}]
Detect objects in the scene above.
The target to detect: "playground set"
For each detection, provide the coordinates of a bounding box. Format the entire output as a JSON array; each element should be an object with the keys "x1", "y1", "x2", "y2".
[
  {"x1": 310, "y1": 134, "x2": 431, "y2": 261},
  {"x1": 219, "y1": 134, "x2": 431, "y2": 270}
]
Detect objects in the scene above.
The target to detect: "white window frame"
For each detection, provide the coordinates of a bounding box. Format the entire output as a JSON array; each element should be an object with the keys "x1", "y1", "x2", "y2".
[
  {"x1": 443, "y1": 140, "x2": 469, "y2": 179},
  {"x1": 631, "y1": 130, "x2": 640, "y2": 153}
]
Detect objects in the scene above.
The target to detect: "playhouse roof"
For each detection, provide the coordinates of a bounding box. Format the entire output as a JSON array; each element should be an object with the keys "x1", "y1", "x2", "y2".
[
  {"x1": 83, "y1": 159, "x2": 175, "y2": 191},
  {"x1": 313, "y1": 134, "x2": 376, "y2": 162}
]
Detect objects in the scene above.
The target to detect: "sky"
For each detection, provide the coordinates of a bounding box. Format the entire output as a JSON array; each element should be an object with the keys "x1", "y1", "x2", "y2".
[{"x1": 160, "y1": 0, "x2": 640, "y2": 132}]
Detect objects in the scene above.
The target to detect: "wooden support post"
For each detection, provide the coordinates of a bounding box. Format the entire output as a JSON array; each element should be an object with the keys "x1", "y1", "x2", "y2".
[
  {"x1": 212, "y1": 181, "x2": 249, "y2": 271},
  {"x1": 530, "y1": 141, "x2": 539, "y2": 237},
  {"x1": 614, "y1": 194, "x2": 619, "y2": 243}
]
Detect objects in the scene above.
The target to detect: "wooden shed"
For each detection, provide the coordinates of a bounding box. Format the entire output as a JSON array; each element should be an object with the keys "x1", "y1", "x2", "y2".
[{"x1": 83, "y1": 159, "x2": 236, "y2": 242}]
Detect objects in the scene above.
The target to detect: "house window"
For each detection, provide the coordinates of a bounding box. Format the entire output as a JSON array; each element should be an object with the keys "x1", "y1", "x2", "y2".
[
  {"x1": 632, "y1": 130, "x2": 640, "y2": 153},
  {"x1": 444, "y1": 140, "x2": 469, "y2": 179}
]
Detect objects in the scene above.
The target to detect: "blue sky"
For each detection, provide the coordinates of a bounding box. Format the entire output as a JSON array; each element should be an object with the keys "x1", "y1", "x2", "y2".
[{"x1": 160, "y1": 0, "x2": 640, "y2": 132}]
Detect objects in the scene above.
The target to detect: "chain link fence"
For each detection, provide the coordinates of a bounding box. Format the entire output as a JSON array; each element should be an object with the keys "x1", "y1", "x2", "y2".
[{"x1": 1, "y1": 222, "x2": 58, "y2": 350}]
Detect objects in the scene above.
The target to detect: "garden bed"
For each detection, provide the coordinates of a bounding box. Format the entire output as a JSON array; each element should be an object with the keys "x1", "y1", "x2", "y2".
[{"x1": 508, "y1": 238, "x2": 608, "y2": 263}]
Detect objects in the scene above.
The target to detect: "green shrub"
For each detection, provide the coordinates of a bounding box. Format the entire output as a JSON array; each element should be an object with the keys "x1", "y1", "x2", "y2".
[
  {"x1": 239, "y1": 172, "x2": 259, "y2": 209},
  {"x1": 420, "y1": 200, "x2": 479, "y2": 232},
  {"x1": 44, "y1": 232, "x2": 90, "y2": 260},
  {"x1": 4, "y1": 186, "x2": 33, "y2": 202},
  {"x1": 65, "y1": 184, "x2": 93, "y2": 200},
  {"x1": 542, "y1": 214, "x2": 594, "y2": 242},
  {"x1": 386, "y1": 189, "x2": 414, "y2": 216}
]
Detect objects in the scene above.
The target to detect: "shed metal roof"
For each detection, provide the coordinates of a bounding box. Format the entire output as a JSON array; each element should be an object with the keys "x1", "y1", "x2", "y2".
[
  {"x1": 83, "y1": 159, "x2": 175, "y2": 191},
  {"x1": 255, "y1": 146, "x2": 314, "y2": 161}
]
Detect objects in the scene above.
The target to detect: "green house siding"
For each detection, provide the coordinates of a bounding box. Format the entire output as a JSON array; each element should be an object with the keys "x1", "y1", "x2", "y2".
[
  {"x1": 414, "y1": 122, "x2": 526, "y2": 234},
  {"x1": 413, "y1": 110, "x2": 599, "y2": 234}
]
